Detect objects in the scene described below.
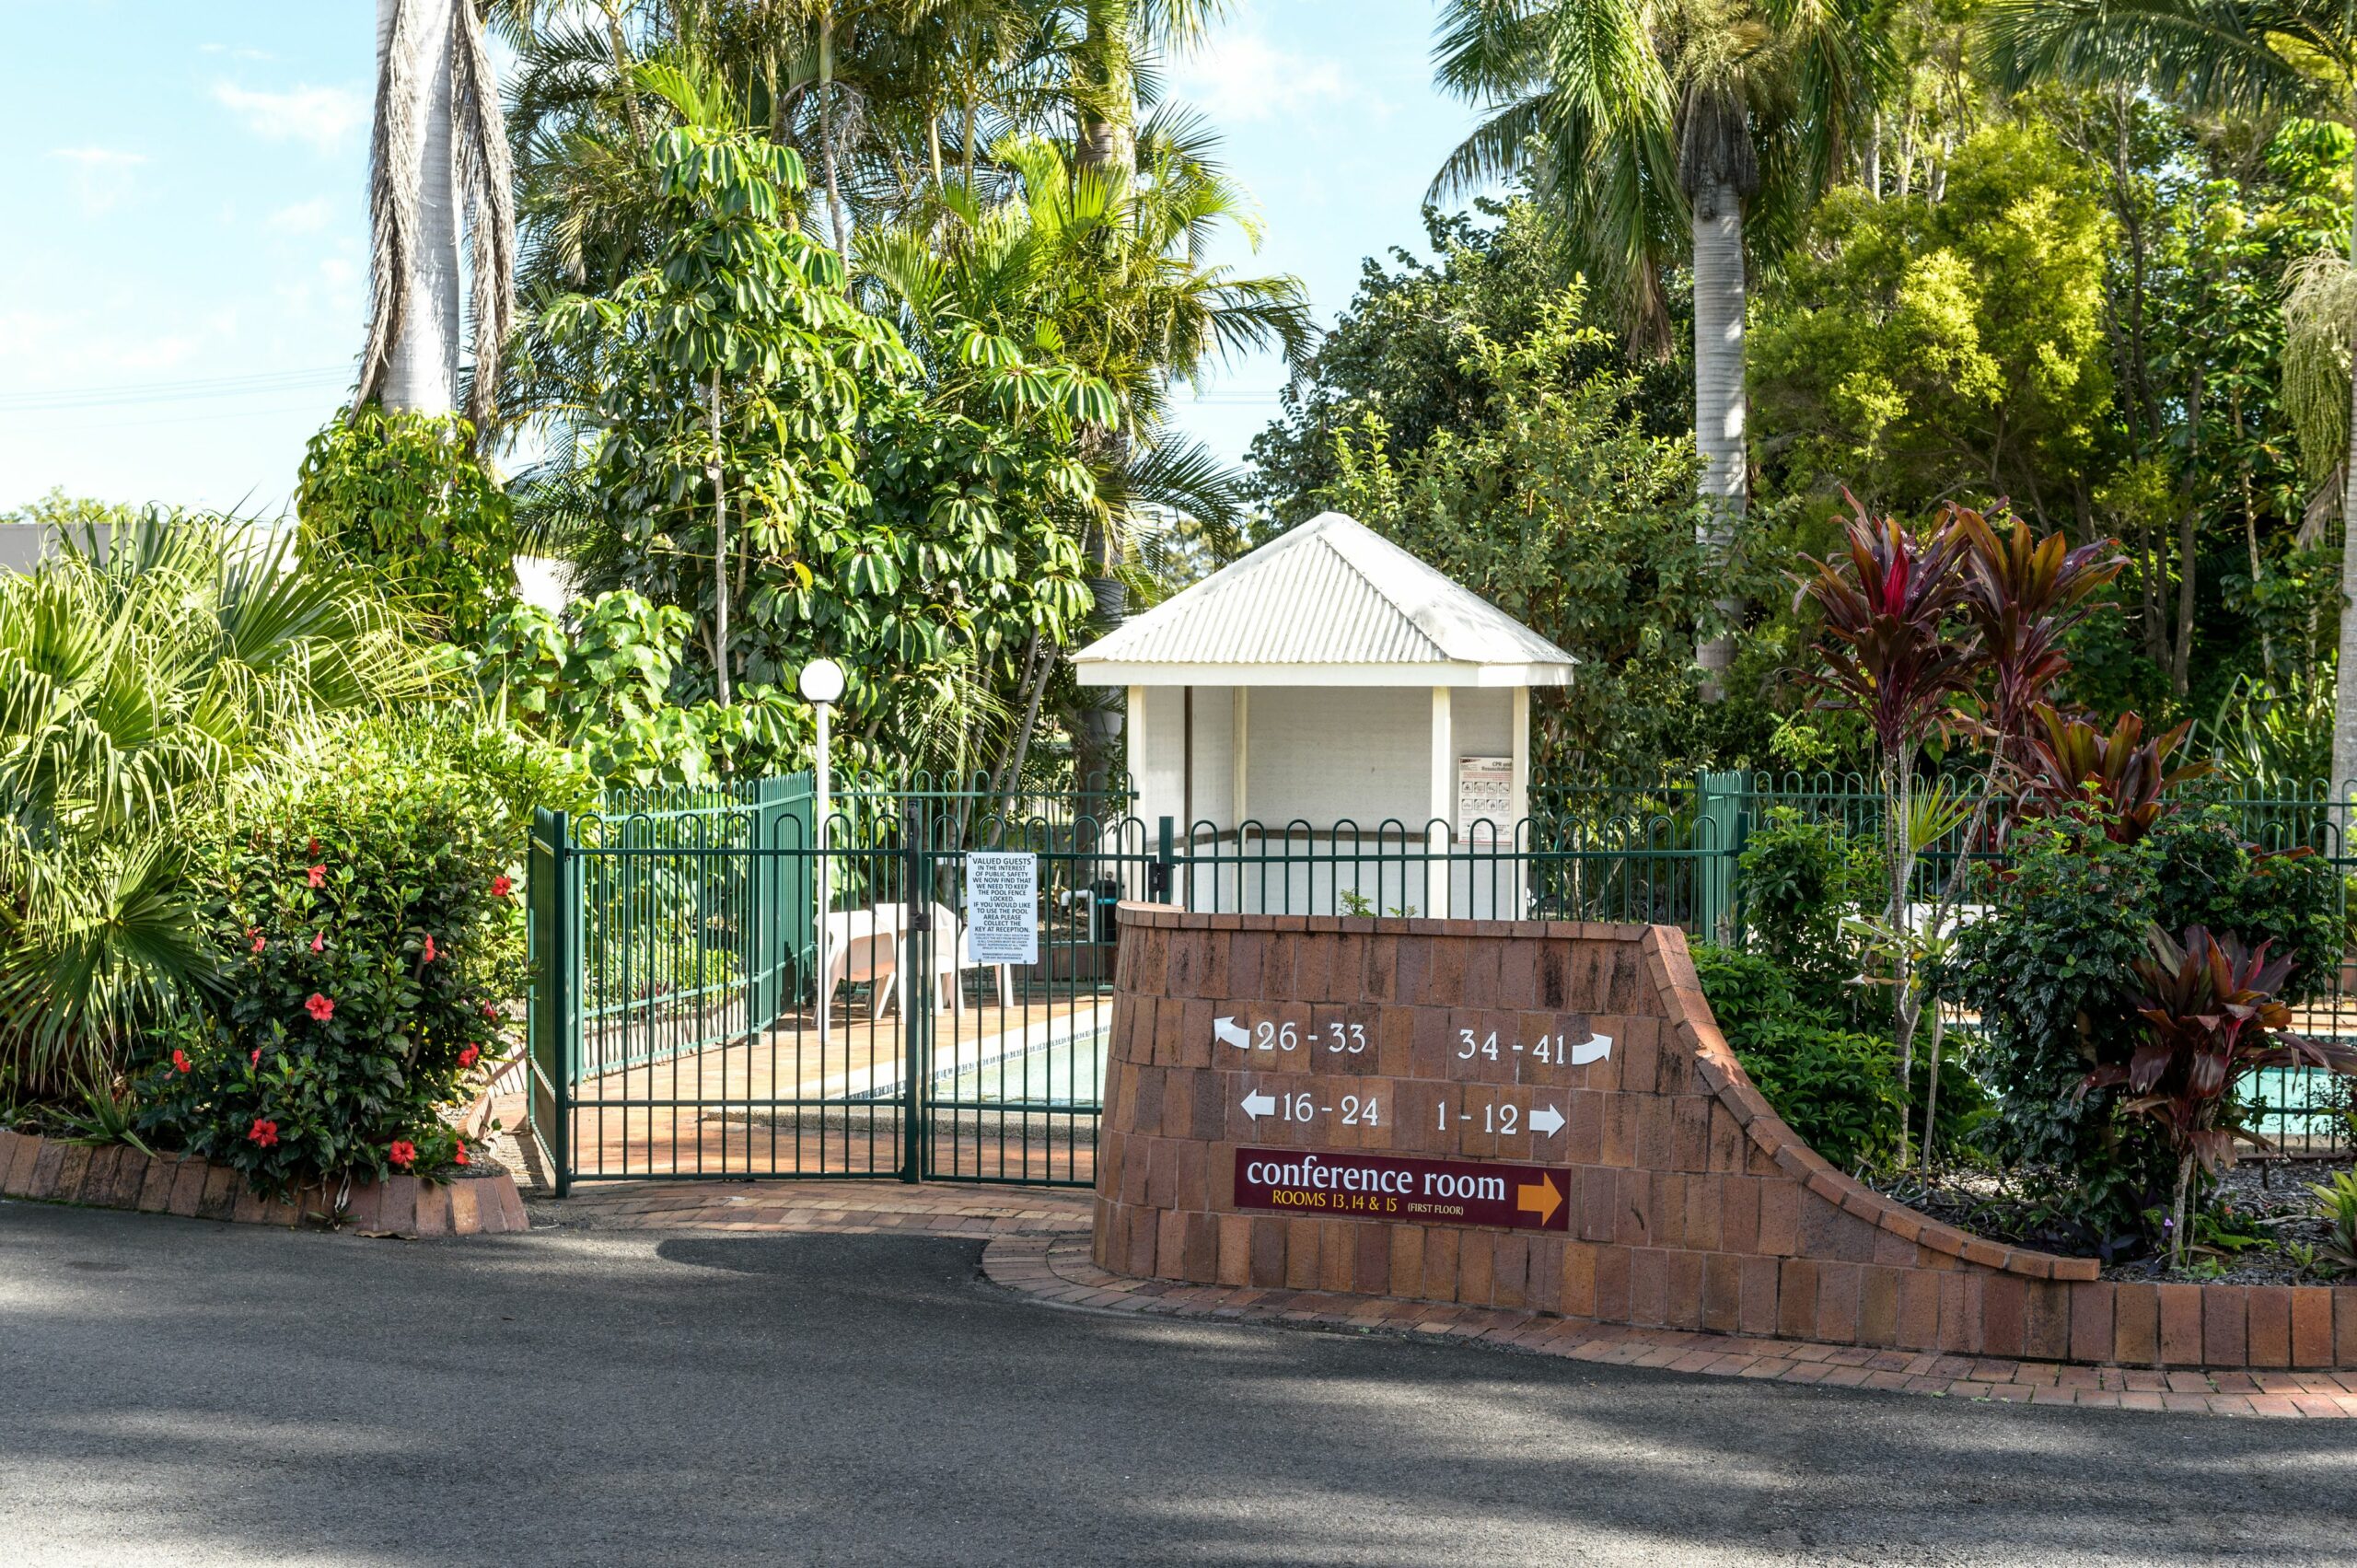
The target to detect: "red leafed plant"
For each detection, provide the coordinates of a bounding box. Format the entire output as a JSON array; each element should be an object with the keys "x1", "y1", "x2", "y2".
[
  {"x1": 1794, "y1": 497, "x2": 1980, "y2": 1161},
  {"x1": 1950, "y1": 508, "x2": 2124, "y2": 779},
  {"x1": 2090, "y1": 925, "x2": 2357, "y2": 1266},
  {"x1": 2025, "y1": 706, "x2": 2212, "y2": 843}
]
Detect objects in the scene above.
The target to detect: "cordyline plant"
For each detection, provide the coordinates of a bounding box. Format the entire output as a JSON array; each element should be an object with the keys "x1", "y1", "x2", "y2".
[
  {"x1": 1796, "y1": 497, "x2": 2124, "y2": 1165},
  {"x1": 2091, "y1": 925, "x2": 2357, "y2": 1269},
  {"x1": 1794, "y1": 498, "x2": 1978, "y2": 1163},
  {"x1": 1951, "y1": 509, "x2": 2125, "y2": 782},
  {"x1": 2024, "y1": 707, "x2": 2212, "y2": 843}
]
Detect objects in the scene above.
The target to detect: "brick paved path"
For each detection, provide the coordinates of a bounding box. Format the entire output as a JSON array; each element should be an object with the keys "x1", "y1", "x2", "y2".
[{"x1": 544, "y1": 1179, "x2": 2357, "y2": 1418}]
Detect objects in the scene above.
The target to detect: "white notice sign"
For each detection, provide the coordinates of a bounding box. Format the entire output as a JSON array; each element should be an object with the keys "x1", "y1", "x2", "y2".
[
  {"x1": 964, "y1": 852, "x2": 1039, "y2": 966},
  {"x1": 1457, "y1": 756, "x2": 1512, "y2": 844}
]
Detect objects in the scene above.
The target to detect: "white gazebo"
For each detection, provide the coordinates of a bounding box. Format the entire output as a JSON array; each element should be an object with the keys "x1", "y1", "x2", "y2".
[{"x1": 1072, "y1": 511, "x2": 1575, "y2": 919}]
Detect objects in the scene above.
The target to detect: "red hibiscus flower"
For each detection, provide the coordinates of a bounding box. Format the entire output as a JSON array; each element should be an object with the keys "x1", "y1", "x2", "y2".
[
  {"x1": 306, "y1": 864, "x2": 325, "y2": 889},
  {"x1": 311, "y1": 931, "x2": 325, "y2": 953},
  {"x1": 482, "y1": 1002, "x2": 499, "y2": 1021},
  {"x1": 248, "y1": 1119, "x2": 278, "y2": 1147},
  {"x1": 422, "y1": 934, "x2": 437, "y2": 963},
  {"x1": 490, "y1": 875, "x2": 513, "y2": 899},
  {"x1": 389, "y1": 1140, "x2": 417, "y2": 1169},
  {"x1": 458, "y1": 1044, "x2": 481, "y2": 1069},
  {"x1": 305, "y1": 993, "x2": 335, "y2": 1023},
  {"x1": 247, "y1": 928, "x2": 264, "y2": 954},
  {"x1": 452, "y1": 1144, "x2": 470, "y2": 1167},
  {"x1": 249, "y1": 1048, "x2": 261, "y2": 1066},
  {"x1": 170, "y1": 1049, "x2": 191, "y2": 1074},
  {"x1": 307, "y1": 838, "x2": 320, "y2": 856}
]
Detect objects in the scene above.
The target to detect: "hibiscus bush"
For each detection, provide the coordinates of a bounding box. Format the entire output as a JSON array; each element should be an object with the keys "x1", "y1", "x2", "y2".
[{"x1": 135, "y1": 722, "x2": 525, "y2": 1195}]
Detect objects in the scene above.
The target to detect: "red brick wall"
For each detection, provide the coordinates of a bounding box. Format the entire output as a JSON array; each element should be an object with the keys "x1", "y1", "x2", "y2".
[{"x1": 1095, "y1": 906, "x2": 2357, "y2": 1370}]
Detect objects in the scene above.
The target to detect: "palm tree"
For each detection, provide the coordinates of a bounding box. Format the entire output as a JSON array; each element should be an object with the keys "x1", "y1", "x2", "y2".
[
  {"x1": 1058, "y1": 0, "x2": 1224, "y2": 178},
  {"x1": 1980, "y1": 0, "x2": 2357, "y2": 796},
  {"x1": 857, "y1": 110, "x2": 1310, "y2": 779},
  {"x1": 1430, "y1": 0, "x2": 1886, "y2": 687},
  {"x1": 361, "y1": 0, "x2": 517, "y2": 428}
]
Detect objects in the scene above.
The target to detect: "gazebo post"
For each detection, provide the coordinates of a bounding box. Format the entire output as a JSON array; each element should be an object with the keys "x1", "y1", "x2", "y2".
[
  {"x1": 1427, "y1": 686, "x2": 1453, "y2": 920},
  {"x1": 1231, "y1": 689, "x2": 1249, "y2": 834}
]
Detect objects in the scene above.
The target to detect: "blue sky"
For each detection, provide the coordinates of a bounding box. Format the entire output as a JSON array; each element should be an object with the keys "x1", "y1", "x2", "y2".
[{"x1": 0, "y1": 1, "x2": 1480, "y2": 516}]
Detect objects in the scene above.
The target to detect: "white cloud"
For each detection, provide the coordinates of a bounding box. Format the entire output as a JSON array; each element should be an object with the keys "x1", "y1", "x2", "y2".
[
  {"x1": 1170, "y1": 32, "x2": 1367, "y2": 125},
  {"x1": 212, "y1": 82, "x2": 369, "y2": 152},
  {"x1": 49, "y1": 147, "x2": 148, "y2": 214},
  {"x1": 267, "y1": 197, "x2": 337, "y2": 235}
]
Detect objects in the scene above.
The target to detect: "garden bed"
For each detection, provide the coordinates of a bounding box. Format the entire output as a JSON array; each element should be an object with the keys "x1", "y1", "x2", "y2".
[
  {"x1": 1868, "y1": 1159, "x2": 2357, "y2": 1286},
  {"x1": 0, "y1": 1129, "x2": 527, "y2": 1238}
]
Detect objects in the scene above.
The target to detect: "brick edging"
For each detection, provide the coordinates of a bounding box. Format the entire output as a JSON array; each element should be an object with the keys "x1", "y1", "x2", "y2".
[
  {"x1": 1637, "y1": 926, "x2": 2098, "y2": 1285},
  {"x1": 0, "y1": 1129, "x2": 528, "y2": 1237},
  {"x1": 983, "y1": 1233, "x2": 2357, "y2": 1418}
]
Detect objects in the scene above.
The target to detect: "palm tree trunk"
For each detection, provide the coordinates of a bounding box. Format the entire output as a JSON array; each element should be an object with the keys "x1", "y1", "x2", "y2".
[
  {"x1": 376, "y1": 0, "x2": 462, "y2": 414},
  {"x1": 1074, "y1": 0, "x2": 1135, "y2": 180},
  {"x1": 599, "y1": 0, "x2": 644, "y2": 150},
  {"x1": 818, "y1": 8, "x2": 847, "y2": 253},
  {"x1": 2333, "y1": 196, "x2": 2357, "y2": 801},
  {"x1": 1691, "y1": 179, "x2": 1747, "y2": 695}
]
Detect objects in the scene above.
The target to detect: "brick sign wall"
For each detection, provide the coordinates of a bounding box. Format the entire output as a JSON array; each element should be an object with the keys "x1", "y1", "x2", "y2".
[{"x1": 1096, "y1": 907, "x2": 2357, "y2": 1371}]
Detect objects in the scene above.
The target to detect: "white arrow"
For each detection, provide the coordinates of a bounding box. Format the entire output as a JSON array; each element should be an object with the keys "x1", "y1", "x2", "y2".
[
  {"x1": 1528, "y1": 1104, "x2": 1565, "y2": 1136},
  {"x1": 1239, "y1": 1090, "x2": 1276, "y2": 1121},
  {"x1": 1214, "y1": 1016, "x2": 1250, "y2": 1051},
  {"x1": 1570, "y1": 1033, "x2": 1613, "y2": 1066}
]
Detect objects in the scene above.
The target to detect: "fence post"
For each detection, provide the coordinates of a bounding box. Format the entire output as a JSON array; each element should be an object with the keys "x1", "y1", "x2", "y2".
[
  {"x1": 1150, "y1": 815, "x2": 1175, "y2": 903},
  {"x1": 1695, "y1": 771, "x2": 1749, "y2": 946},
  {"x1": 528, "y1": 807, "x2": 573, "y2": 1197},
  {"x1": 900, "y1": 804, "x2": 932, "y2": 1184}
]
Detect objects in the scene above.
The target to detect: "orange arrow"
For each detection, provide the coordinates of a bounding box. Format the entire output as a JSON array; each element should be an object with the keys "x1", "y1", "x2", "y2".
[{"x1": 1515, "y1": 1173, "x2": 1562, "y2": 1225}]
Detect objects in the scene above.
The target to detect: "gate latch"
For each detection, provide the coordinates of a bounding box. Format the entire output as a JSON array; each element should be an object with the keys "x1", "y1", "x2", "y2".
[{"x1": 909, "y1": 904, "x2": 933, "y2": 931}]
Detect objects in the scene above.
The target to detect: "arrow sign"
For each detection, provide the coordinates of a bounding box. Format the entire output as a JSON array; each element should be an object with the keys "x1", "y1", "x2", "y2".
[
  {"x1": 1528, "y1": 1104, "x2": 1565, "y2": 1136},
  {"x1": 1213, "y1": 1016, "x2": 1250, "y2": 1051},
  {"x1": 1569, "y1": 1032, "x2": 1613, "y2": 1066},
  {"x1": 1239, "y1": 1090, "x2": 1276, "y2": 1121},
  {"x1": 1515, "y1": 1173, "x2": 1563, "y2": 1225}
]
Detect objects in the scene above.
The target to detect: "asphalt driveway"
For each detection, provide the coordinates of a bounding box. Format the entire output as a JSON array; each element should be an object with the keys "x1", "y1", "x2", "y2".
[{"x1": 2, "y1": 1200, "x2": 2351, "y2": 1566}]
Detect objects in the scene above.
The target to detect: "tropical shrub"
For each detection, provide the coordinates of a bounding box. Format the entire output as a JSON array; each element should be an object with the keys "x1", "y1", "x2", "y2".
[
  {"x1": 134, "y1": 722, "x2": 520, "y2": 1193},
  {"x1": 1735, "y1": 808, "x2": 1880, "y2": 1016},
  {"x1": 0, "y1": 516, "x2": 434, "y2": 1099},
  {"x1": 296, "y1": 405, "x2": 520, "y2": 642},
  {"x1": 471, "y1": 591, "x2": 808, "y2": 786},
  {"x1": 1692, "y1": 942, "x2": 1986, "y2": 1170},
  {"x1": 1957, "y1": 803, "x2": 2341, "y2": 1236},
  {"x1": 2096, "y1": 924, "x2": 2356, "y2": 1267}
]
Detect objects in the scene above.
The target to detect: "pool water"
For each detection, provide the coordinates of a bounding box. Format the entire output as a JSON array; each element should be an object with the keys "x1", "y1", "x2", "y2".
[{"x1": 931, "y1": 1029, "x2": 1109, "y2": 1109}]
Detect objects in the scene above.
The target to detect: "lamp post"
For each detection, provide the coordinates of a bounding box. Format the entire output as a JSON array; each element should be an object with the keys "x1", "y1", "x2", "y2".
[{"x1": 799, "y1": 658, "x2": 845, "y2": 1051}]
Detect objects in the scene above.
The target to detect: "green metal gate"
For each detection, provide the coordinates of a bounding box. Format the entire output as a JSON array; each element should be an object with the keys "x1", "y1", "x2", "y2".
[{"x1": 525, "y1": 778, "x2": 1147, "y2": 1193}]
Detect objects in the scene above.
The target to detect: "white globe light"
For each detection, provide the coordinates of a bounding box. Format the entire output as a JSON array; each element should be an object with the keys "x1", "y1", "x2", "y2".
[{"x1": 798, "y1": 657, "x2": 846, "y2": 704}]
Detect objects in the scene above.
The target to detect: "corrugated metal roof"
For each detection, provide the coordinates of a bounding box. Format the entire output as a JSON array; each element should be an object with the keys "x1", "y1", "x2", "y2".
[{"x1": 1074, "y1": 511, "x2": 1577, "y2": 671}]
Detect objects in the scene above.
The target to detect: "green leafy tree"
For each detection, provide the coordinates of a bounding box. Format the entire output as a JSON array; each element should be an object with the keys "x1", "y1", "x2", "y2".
[
  {"x1": 1750, "y1": 123, "x2": 2116, "y2": 526},
  {"x1": 528, "y1": 64, "x2": 1101, "y2": 773},
  {"x1": 1313, "y1": 296, "x2": 1738, "y2": 783},
  {"x1": 295, "y1": 404, "x2": 520, "y2": 642},
  {"x1": 1982, "y1": 0, "x2": 2357, "y2": 788},
  {"x1": 1244, "y1": 197, "x2": 1691, "y2": 536}
]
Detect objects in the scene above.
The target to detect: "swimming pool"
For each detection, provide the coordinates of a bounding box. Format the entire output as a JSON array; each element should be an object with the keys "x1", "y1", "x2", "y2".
[{"x1": 849, "y1": 1022, "x2": 1109, "y2": 1110}]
